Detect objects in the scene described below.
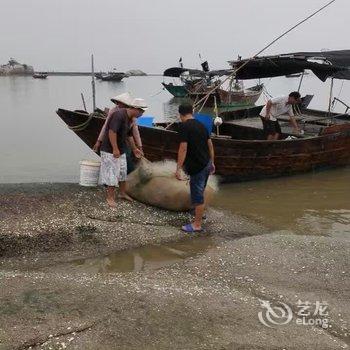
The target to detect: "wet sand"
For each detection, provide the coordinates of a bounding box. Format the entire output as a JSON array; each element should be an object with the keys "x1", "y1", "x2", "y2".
[{"x1": 0, "y1": 184, "x2": 349, "y2": 349}]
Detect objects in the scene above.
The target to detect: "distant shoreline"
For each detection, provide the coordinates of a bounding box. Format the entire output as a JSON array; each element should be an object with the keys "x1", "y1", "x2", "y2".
[{"x1": 0, "y1": 72, "x2": 163, "y2": 77}]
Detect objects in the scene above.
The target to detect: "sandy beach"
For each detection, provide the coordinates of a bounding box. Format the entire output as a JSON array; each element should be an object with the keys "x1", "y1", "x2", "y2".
[{"x1": 0, "y1": 184, "x2": 348, "y2": 349}]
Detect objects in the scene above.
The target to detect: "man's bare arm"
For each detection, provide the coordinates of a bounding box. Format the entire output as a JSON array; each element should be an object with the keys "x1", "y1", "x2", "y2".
[
  {"x1": 177, "y1": 142, "x2": 187, "y2": 169},
  {"x1": 108, "y1": 130, "x2": 120, "y2": 157},
  {"x1": 208, "y1": 139, "x2": 215, "y2": 174},
  {"x1": 265, "y1": 100, "x2": 273, "y2": 119},
  {"x1": 289, "y1": 116, "x2": 300, "y2": 133},
  {"x1": 208, "y1": 139, "x2": 214, "y2": 163},
  {"x1": 128, "y1": 136, "x2": 142, "y2": 158},
  {"x1": 128, "y1": 135, "x2": 137, "y2": 151}
]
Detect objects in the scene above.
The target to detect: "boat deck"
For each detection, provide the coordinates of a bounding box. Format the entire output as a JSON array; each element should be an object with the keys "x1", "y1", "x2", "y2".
[{"x1": 225, "y1": 111, "x2": 350, "y2": 138}]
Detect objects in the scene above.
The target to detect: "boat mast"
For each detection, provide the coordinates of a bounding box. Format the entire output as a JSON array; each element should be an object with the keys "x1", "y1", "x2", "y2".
[
  {"x1": 327, "y1": 77, "x2": 334, "y2": 117},
  {"x1": 91, "y1": 54, "x2": 96, "y2": 112}
]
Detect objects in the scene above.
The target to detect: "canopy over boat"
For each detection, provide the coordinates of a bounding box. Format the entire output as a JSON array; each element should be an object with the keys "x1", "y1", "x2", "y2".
[
  {"x1": 287, "y1": 50, "x2": 350, "y2": 67},
  {"x1": 163, "y1": 67, "x2": 206, "y2": 78},
  {"x1": 226, "y1": 50, "x2": 350, "y2": 81},
  {"x1": 164, "y1": 50, "x2": 350, "y2": 82}
]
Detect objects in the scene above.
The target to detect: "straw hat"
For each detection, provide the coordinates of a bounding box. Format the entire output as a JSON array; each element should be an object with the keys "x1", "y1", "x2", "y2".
[
  {"x1": 110, "y1": 92, "x2": 133, "y2": 106},
  {"x1": 130, "y1": 98, "x2": 148, "y2": 111}
]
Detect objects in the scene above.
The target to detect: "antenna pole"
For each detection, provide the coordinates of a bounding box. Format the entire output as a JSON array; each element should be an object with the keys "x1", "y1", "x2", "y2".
[
  {"x1": 328, "y1": 77, "x2": 334, "y2": 117},
  {"x1": 91, "y1": 54, "x2": 96, "y2": 112}
]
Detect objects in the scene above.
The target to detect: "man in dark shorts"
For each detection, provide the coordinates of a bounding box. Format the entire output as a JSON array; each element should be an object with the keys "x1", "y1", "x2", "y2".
[
  {"x1": 260, "y1": 91, "x2": 301, "y2": 140},
  {"x1": 175, "y1": 103, "x2": 215, "y2": 233}
]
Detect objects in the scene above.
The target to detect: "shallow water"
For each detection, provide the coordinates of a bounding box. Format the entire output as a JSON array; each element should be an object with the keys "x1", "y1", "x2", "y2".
[
  {"x1": 67, "y1": 237, "x2": 214, "y2": 273},
  {"x1": 214, "y1": 167, "x2": 350, "y2": 237}
]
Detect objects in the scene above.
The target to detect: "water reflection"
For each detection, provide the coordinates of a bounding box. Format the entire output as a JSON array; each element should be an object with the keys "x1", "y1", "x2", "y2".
[
  {"x1": 214, "y1": 167, "x2": 350, "y2": 237},
  {"x1": 71, "y1": 236, "x2": 214, "y2": 273}
]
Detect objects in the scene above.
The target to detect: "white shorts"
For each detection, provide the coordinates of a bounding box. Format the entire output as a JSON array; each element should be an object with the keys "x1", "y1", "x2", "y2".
[{"x1": 100, "y1": 151, "x2": 127, "y2": 187}]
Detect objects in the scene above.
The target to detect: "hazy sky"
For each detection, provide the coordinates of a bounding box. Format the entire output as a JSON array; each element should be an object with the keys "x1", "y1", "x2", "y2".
[{"x1": 0, "y1": 0, "x2": 348, "y2": 72}]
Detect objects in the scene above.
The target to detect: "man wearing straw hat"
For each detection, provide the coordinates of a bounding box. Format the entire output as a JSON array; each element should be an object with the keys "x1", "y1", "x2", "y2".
[
  {"x1": 93, "y1": 92, "x2": 143, "y2": 158},
  {"x1": 100, "y1": 97, "x2": 147, "y2": 207}
]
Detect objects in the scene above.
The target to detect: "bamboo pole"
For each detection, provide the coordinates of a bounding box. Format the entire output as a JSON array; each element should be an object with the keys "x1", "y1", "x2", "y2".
[
  {"x1": 81, "y1": 93, "x2": 87, "y2": 112},
  {"x1": 91, "y1": 54, "x2": 96, "y2": 112}
]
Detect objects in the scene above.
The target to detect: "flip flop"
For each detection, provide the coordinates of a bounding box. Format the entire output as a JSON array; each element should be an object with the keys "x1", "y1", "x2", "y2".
[{"x1": 182, "y1": 223, "x2": 203, "y2": 233}]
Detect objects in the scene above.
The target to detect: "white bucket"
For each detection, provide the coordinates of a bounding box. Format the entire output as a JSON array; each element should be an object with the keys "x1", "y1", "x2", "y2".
[{"x1": 79, "y1": 160, "x2": 101, "y2": 187}]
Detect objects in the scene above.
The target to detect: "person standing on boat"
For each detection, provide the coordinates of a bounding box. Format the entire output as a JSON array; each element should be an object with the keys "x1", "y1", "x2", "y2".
[
  {"x1": 176, "y1": 103, "x2": 215, "y2": 233},
  {"x1": 260, "y1": 91, "x2": 301, "y2": 140},
  {"x1": 93, "y1": 92, "x2": 143, "y2": 172},
  {"x1": 100, "y1": 98, "x2": 147, "y2": 207}
]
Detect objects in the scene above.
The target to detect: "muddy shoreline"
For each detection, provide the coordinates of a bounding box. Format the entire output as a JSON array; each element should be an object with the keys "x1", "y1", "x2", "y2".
[
  {"x1": 0, "y1": 183, "x2": 259, "y2": 262},
  {"x1": 0, "y1": 183, "x2": 349, "y2": 349}
]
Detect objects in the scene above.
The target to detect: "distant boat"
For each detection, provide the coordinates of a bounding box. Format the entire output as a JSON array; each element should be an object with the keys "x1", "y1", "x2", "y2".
[
  {"x1": 33, "y1": 72, "x2": 48, "y2": 79},
  {"x1": 95, "y1": 72, "x2": 104, "y2": 79},
  {"x1": 100, "y1": 73, "x2": 125, "y2": 81},
  {"x1": 98, "y1": 69, "x2": 126, "y2": 82},
  {"x1": 188, "y1": 84, "x2": 264, "y2": 108},
  {"x1": 162, "y1": 66, "x2": 263, "y2": 107}
]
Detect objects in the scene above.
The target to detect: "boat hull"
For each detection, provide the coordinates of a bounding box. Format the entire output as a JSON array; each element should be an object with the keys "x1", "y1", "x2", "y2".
[
  {"x1": 56, "y1": 108, "x2": 350, "y2": 182},
  {"x1": 218, "y1": 85, "x2": 263, "y2": 106},
  {"x1": 137, "y1": 123, "x2": 350, "y2": 182},
  {"x1": 162, "y1": 83, "x2": 188, "y2": 98},
  {"x1": 100, "y1": 76, "x2": 124, "y2": 82},
  {"x1": 33, "y1": 74, "x2": 48, "y2": 79}
]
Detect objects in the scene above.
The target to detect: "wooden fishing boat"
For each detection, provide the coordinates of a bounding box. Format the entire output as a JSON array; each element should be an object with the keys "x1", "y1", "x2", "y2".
[
  {"x1": 95, "y1": 72, "x2": 106, "y2": 79},
  {"x1": 189, "y1": 84, "x2": 264, "y2": 107},
  {"x1": 56, "y1": 106, "x2": 350, "y2": 182},
  {"x1": 219, "y1": 84, "x2": 263, "y2": 105},
  {"x1": 97, "y1": 68, "x2": 126, "y2": 82},
  {"x1": 100, "y1": 72, "x2": 125, "y2": 81},
  {"x1": 163, "y1": 66, "x2": 263, "y2": 107},
  {"x1": 33, "y1": 72, "x2": 48, "y2": 79}
]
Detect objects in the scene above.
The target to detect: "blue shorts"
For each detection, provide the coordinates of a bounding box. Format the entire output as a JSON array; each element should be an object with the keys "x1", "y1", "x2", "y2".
[{"x1": 189, "y1": 162, "x2": 211, "y2": 206}]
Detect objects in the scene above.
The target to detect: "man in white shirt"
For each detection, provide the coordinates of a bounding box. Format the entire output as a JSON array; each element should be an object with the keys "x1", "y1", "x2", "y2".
[{"x1": 260, "y1": 91, "x2": 301, "y2": 140}]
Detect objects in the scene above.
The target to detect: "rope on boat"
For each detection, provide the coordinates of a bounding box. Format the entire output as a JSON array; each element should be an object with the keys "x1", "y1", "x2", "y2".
[
  {"x1": 197, "y1": 93, "x2": 211, "y2": 113},
  {"x1": 262, "y1": 86, "x2": 273, "y2": 100},
  {"x1": 69, "y1": 115, "x2": 94, "y2": 131},
  {"x1": 193, "y1": 0, "x2": 337, "y2": 112},
  {"x1": 332, "y1": 80, "x2": 345, "y2": 111},
  {"x1": 149, "y1": 89, "x2": 164, "y2": 98},
  {"x1": 69, "y1": 112, "x2": 104, "y2": 132}
]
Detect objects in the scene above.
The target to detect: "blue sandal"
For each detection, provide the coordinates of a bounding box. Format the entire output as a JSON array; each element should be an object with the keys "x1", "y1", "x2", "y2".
[{"x1": 182, "y1": 223, "x2": 203, "y2": 233}]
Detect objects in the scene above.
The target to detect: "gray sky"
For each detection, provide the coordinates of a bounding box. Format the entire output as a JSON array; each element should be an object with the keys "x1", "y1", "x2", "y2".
[{"x1": 0, "y1": 0, "x2": 348, "y2": 72}]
